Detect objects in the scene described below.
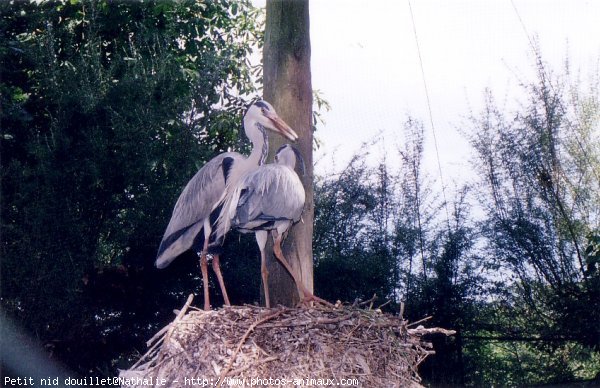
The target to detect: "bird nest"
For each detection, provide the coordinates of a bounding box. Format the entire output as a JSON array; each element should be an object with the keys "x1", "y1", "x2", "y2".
[{"x1": 120, "y1": 295, "x2": 454, "y2": 387}]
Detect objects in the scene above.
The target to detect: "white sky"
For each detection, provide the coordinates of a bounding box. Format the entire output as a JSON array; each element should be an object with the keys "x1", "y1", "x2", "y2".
[{"x1": 308, "y1": 0, "x2": 600, "y2": 183}]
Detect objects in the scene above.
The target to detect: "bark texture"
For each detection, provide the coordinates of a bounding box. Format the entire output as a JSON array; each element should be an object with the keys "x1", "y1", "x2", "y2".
[{"x1": 262, "y1": 0, "x2": 313, "y2": 306}]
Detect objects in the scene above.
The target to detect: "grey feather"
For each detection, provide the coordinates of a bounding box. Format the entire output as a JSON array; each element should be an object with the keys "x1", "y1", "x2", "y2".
[
  {"x1": 215, "y1": 145, "x2": 305, "y2": 241},
  {"x1": 156, "y1": 152, "x2": 243, "y2": 268}
]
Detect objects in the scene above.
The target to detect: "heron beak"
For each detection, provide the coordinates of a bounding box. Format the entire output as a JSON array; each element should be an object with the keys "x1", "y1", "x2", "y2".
[{"x1": 266, "y1": 112, "x2": 298, "y2": 142}]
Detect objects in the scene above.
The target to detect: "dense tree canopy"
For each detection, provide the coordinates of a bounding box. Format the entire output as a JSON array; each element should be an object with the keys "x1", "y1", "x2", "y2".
[{"x1": 1, "y1": 0, "x2": 262, "y2": 374}]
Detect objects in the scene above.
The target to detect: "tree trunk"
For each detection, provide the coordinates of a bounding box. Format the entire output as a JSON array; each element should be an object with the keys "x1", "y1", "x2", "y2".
[{"x1": 262, "y1": 0, "x2": 313, "y2": 307}]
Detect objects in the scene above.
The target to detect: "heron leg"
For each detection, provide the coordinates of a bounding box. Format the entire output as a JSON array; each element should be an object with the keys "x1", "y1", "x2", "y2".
[
  {"x1": 200, "y1": 227, "x2": 211, "y2": 311},
  {"x1": 271, "y1": 231, "x2": 332, "y2": 308},
  {"x1": 255, "y1": 231, "x2": 270, "y2": 308},
  {"x1": 200, "y1": 251, "x2": 210, "y2": 311},
  {"x1": 272, "y1": 233, "x2": 311, "y2": 300},
  {"x1": 211, "y1": 254, "x2": 231, "y2": 307}
]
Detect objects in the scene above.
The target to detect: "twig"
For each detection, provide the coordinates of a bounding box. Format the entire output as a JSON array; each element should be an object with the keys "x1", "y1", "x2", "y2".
[
  {"x1": 224, "y1": 356, "x2": 278, "y2": 377},
  {"x1": 314, "y1": 313, "x2": 355, "y2": 325},
  {"x1": 343, "y1": 318, "x2": 362, "y2": 343},
  {"x1": 132, "y1": 326, "x2": 169, "y2": 370},
  {"x1": 407, "y1": 316, "x2": 432, "y2": 327},
  {"x1": 137, "y1": 296, "x2": 196, "y2": 366},
  {"x1": 143, "y1": 294, "x2": 194, "y2": 369},
  {"x1": 377, "y1": 299, "x2": 392, "y2": 310},
  {"x1": 133, "y1": 335, "x2": 164, "y2": 369},
  {"x1": 218, "y1": 309, "x2": 285, "y2": 385},
  {"x1": 163, "y1": 294, "x2": 194, "y2": 336},
  {"x1": 358, "y1": 294, "x2": 377, "y2": 308},
  {"x1": 408, "y1": 327, "x2": 456, "y2": 336},
  {"x1": 146, "y1": 324, "x2": 169, "y2": 347}
]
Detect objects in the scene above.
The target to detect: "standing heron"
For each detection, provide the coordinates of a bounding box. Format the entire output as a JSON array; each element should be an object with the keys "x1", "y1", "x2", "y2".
[
  {"x1": 212, "y1": 144, "x2": 329, "y2": 308},
  {"x1": 155, "y1": 101, "x2": 297, "y2": 311}
]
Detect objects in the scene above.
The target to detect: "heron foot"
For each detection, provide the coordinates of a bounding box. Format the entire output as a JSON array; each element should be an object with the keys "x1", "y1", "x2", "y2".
[{"x1": 297, "y1": 293, "x2": 334, "y2": 309}]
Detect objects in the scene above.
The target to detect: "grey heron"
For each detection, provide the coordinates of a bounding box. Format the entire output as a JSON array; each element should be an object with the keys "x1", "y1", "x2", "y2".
[
  {"x1": 155, "y1": 101, "x2": 298, "y2": 311},
  {"x1": 211, "y1": 144, "x2": 329, "y2": 308}
]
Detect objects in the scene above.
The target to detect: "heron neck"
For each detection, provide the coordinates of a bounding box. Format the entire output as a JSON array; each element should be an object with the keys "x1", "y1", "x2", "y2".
[{"x1": 247, "y1": 123, "x2": 269, "y2": 166}]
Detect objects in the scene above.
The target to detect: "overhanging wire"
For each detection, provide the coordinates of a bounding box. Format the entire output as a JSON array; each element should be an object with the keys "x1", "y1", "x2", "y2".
[{"x1": 408, "y1": 0, "x2": 452, "y2": 233}]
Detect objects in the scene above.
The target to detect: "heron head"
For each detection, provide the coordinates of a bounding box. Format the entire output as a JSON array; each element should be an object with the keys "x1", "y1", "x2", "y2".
[
  {"x1": 245, "y1": 100, "x2": 298, "y2": 142},
  {"x1": 275, "y1": 144, "x2": 306, "y2": 176}
]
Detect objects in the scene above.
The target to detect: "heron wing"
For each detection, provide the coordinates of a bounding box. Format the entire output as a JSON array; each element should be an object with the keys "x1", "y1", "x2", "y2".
[
  {"x1": 156, "y1": 152, "x2": 243, "y2": 268},
  {"x1": 216, "y1": 165, "x2": 305, "y2": 237}
]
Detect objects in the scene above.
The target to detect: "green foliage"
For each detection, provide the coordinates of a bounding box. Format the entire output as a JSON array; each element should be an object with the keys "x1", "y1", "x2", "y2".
[
  {"x1": 463, "y1": 54, "x2": 600, "y2": 384},
  {"x1": 311, "y1": 89, "x2": 330, "y2": 149},
  {"x1": 586, "y1": 232, "x2": 600, "y2": 275},
  {"x1": 314, "y1": 150, "x2": 398, "y2": 304},
  {"x1": 464, "y1": 302, "x2": 600, "y2": 386},
  {"x1": 313, "y1": 124, "x2": 485, "y2": 384},
  {"x1": 468, "y1": 54, "x2": 600, "y2": 349},
  {"x1": 1, "y1": 0, "x2": 261, "y2": 374},
  {"x1": 313, "y1": 56, "x2": 600, "y2": 385}
]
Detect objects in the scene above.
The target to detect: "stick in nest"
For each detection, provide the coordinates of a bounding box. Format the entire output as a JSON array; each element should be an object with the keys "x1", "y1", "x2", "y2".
[
  {"x1": 407, "y1": 315, "x2": 432, "y2": 327},
  {"x1": 131, "y1": 294, "x2": 195, "y2": 370},
  {"x1": 358, "y1": 294, "x2": 378, "y2": 308},
  {"x1": 218, "y1": 309, "x2": 285, "y2": 384}
]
